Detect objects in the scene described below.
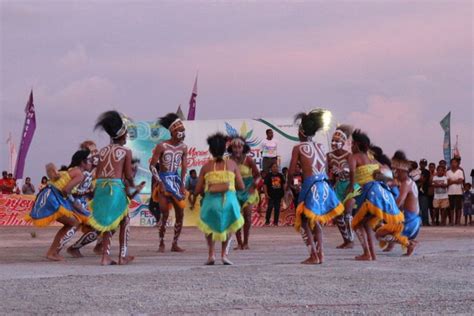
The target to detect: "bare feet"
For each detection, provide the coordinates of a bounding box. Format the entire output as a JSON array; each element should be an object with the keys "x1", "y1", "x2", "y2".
[
  {"x1": 67, "y1": 247, "x2": 84, "y2": 258},
  {"x1": 404, "y1": 241, "x2": 417, "y2": 256},
  {"x1": 301, "y1": 255, "x2": 320, "y2": 265},
  {"x1": 100, "y1": 256, "x2": 117, "y2": 266},
  {"x1": 317, "y1": 250, "x2": 324, "y2": 264},
  {"x1": 355, "y1": 253, "x2": 372, "y2": 261},
  {"x1": 205, "y1": 257, "x2": 215, "y2": 265},
  {"x1": 158, "y1": 242, "x2": 165, "y2": 253},
  {"x1": 46, "y1": 252, "x2": 65, "y2": 261},
  {"x1": 233, "y1": 244, "x2": 243, "y2": 251},
  {"x1": 171, "y1": 243, "x2": 185, "y2": 252},
  {"x1": 93, "y1": 244, "x2": 103, "y2": 256},
  {"x1": 383, "y1": 242, "x2": 395, "y2": 252},
  {"x1": 222, "y1": 256, "x2": 233, "y2": 265},
  {"x1": 242, "y1": 244, "x2": 250, "y2": 250},
  {"x1": 118, "y1": 255, "x2": 135, "y2": 265}
]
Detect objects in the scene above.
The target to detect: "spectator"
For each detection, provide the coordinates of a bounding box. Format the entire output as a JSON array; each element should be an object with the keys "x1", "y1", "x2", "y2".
[
  {"x1": 446, "y1": 157, "x2": 464, "y2": 225},
  {"x1": 22, "y1": 177, "x2": 36, "y2": 195},
  {"x1": 261, "y1": 129, "x2": 278, "y2": 173},
  {"x1": 38, "y1": 176, "x2": 48, "y2": 192},
  {"x1": 3, "y1": 173, "x2": 16, "y2": 194},
  {"x1": 282, "y1": 167, "x2": 288, "y2": 182},
  {"x1": 418, "y1": 159, "x2": 431, "y2": 226},
  {"x1": 462, "y1": 183, "x2": 472, "y2": 226},
  {"x1": 432, "y1": 165, "x2": 449, "y2": 226},
  {"x1": 289, "y1": 163, "x2": 303, "y2": 210},
  {"x1": 185, "y1": 169, "x2": 198, "y2": 210},
  {"x1": 0, "y1": 171, "x2": 8, "y2": 194},
  {"x1": 438, "y1": 160, "x2": 447, "y2": 169},
  {"x1": 427, "y1": 162, "x2": 436, "y2": 224},
  {"x1": 264, "y1": 163, "x2": 285, "y2": 226}
]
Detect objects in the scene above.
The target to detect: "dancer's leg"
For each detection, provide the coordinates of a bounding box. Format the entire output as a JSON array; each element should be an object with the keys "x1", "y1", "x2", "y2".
[
  {"x1": 242, "y1": 206, "x2": 252, "y2": 249},
  {"x1": 205, "y1": 234, "x2": 215, "y2": 265},
  {"x1": 46, "y1": 216, "x2": 78, "y2": 261},
  {"x1": 171, "y1": 202, "x2": 185, "y2": 252},
  {"x1": 118, "y1": 215, "x2": 134, "y2": 265},
  {"x1": 67, "y1": 225, "x2": 99, "y2": 258}
]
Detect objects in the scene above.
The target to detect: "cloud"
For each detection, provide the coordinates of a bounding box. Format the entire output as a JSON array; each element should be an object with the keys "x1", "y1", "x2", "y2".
[
  {"x1": 347, "y1": 95, "x2": 473, "y2": 168},
  {"x1": 58, "y1": 44, "x2": 88, "y2": 70}
]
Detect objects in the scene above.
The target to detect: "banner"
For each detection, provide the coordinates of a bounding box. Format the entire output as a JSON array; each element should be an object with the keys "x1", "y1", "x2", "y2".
[
  {"x1": 0, "y1": 194, "x2": 35, "y2": 226},
  {"x1": 187, "y1": 75, "x2": 198, "y2": 120},
  {"x1": 126, "y1": 117, "x2": 328, "y2": 194},
  {"x1": 15, "y1": 91, "x2": 37, "y2": 179},
  {"x1": 440, "y1": 112, "x2": 451, "y2": 163},
  {"x1": 0, "y1": 193, "x2": 297, "y2": 227}
]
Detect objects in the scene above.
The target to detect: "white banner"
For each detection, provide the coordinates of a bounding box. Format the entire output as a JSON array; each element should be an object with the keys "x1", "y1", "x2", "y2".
[{"x1": 127, "y1": 117, "x2": 329, "y2": 194}]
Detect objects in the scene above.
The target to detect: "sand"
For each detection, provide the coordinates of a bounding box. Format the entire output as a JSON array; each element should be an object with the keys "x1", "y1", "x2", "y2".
[{"x1": 0, "y1": 225, "x2": 473, "y2": 315}]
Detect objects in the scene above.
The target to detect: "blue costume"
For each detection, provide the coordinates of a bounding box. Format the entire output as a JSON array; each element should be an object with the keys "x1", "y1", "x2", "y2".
[
  {"x1": 295, "y1": 173, "x2": 344, "y2": 231},
  {"x1": 27, "y1": 171, "x2": 89, "y2": 226}
]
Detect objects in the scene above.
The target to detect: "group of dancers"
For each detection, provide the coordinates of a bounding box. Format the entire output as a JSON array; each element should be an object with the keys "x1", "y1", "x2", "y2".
[{"x1": 25, "y1": 108, "x2": 421, "y2": 265}]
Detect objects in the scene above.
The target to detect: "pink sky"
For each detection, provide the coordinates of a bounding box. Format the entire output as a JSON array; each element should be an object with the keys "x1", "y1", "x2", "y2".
[{"x1": 1, "y1": 1, "x2": 472, "y2": 182}]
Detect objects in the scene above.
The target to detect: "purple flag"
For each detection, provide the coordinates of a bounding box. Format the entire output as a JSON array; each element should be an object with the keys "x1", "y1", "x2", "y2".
[
  {"x1": 14, "y1": 90, "x2": 36, "y2": 179},
  {"x1": 187, "y1": 74, "x2": 198, "y2": 120}
]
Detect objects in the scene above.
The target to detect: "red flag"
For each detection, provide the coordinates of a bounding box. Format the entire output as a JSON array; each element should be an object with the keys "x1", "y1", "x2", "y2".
[
  {"x1": 187, "y1": 74, "x2": 198, "y2": 120},
  {"x1": 14, "y1": 90, "x2": 36, "y2": 179}
]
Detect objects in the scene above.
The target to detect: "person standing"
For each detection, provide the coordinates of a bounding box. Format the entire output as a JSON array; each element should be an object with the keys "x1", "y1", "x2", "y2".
[
  {"x1": 38, "y1": 176, "x2": 48, "y2": 192},
  {"x1": 149, "y1": 113, "x2": 188, "y2": 252},
  {"x1": 446, "y1": 157, "x2": 464, "y2": 225},
  {"x1": 432, "y1": 165, "x2": 449, "y2": 226},
  {"x1": 89, "y1": 111, "x2": 139, "y2": 265},
  {"x1": 462, "y1": 183, "x2": 472, "y2": 226},
  {"x1": 418, "y1": 159, "x2": 431, "y2": 226},
  {"x1": 427, "y1": 162, "x2": 436, "y2": 225},
  {"x1": 288, "y1": 109, "x2": 343, "y2": 264},
  {"x1": 195, "y1": 133, "x2": 245, "y2": 265},
  {"x1": 185, "y1": 169, "x2": 199, "y2": 210},
  {"x1": 22, "y1": 177, "x2": 36, "y2": 195},
  {"x1": 228, "y1": 136, "x2": 260, "y2": 250},
  {"x1": 261, "y1": 129, "x2": 278, "y2": 173},
  {"x1": 327, "y1": 124, "x2": 357, "y2": 249},
  {"x1": 264, "y1": 163, "x2": 285, "y2": 226}
]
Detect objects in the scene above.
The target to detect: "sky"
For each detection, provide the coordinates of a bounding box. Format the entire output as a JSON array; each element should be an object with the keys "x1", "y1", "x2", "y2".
[{"x1": 1, "y1": 0, "x2": 472, "y2": 183}]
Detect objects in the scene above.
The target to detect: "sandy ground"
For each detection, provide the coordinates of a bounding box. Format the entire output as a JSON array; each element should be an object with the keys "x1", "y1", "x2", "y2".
[{"x1": 0, "y1": 225, "x2": 473, "y2": 315}]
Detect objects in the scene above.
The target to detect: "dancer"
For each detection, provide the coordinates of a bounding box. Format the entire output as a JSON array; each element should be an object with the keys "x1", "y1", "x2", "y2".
[
  {"x1": 66, "y1": 145, "x2": 100, "y2": 258},
  {"x1": 26, "y1": 150, "x2": 92, "y2": 261},
  {"x1": 327, "y1": 125, "x2": 358, "y2": 249},
  {"x1": 348, "y1": 130, "x2": 405, "y2": 261},
  {"x1": 376, "y1": 151, "x2": 420, "y2": 255},
  {"x1": 288, "y1": 109, "x2": 344, "y2": 264},
  {"x1": 150, "y1": 113, "x2": 188, "y2": 252},
  {"x1": 228, "y1": 136, "x2": 260, "y2": 250},
  {"x1": 89, "y1": 110, "x2": 138, "y2": 265},
  {"x1": 195, "y1": 133, "x2": 245, "y2": 265}
]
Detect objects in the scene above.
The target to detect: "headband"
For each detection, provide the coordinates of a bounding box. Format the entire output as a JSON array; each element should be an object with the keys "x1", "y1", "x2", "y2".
[
  {"x1": 169, "y1": 119, "x2": 183, "y2": 132},
  {"x1": 391, "y1": 159, "x2": 411, "y2": 172},
  {"x1": 230, "y1": 138, "x2": 245, "y2": 146},
  {"x1": 333, "y1": 129, "x2": 348, "y2": 142},
  {"x1": 113, "y1": 124, "x2": 127, "y2": 139}
]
